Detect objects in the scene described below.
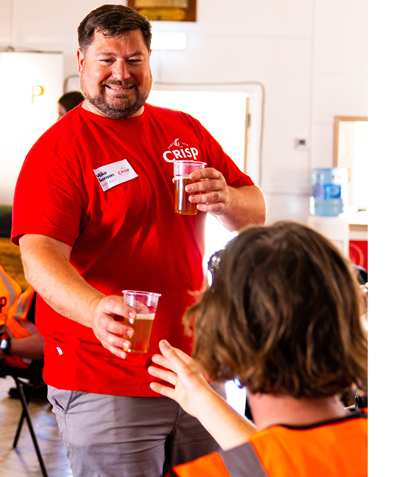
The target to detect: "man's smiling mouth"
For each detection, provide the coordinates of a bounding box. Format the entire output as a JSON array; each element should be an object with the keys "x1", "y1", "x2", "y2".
[{"x1": 104, "y1": 84, "x2": 135, "y2": 90}]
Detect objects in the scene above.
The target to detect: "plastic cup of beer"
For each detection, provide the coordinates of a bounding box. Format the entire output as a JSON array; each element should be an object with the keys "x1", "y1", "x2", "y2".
[
  {"x1": 173, "y1": 160, "x2": 206, "y2": 215},
  {"x1": 122, "y1": 290, "x2": 161, "y2": 353}
]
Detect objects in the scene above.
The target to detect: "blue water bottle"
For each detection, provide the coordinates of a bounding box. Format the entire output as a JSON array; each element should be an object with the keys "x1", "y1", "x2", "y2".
[{"x1": 310, "y1": 168, "x2": 348, "y2": 217}]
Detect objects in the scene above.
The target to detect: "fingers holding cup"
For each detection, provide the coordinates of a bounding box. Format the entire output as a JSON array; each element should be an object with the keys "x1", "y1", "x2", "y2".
[{"x1": 186, "y1": 168, "x2": 229, "y2": 215}]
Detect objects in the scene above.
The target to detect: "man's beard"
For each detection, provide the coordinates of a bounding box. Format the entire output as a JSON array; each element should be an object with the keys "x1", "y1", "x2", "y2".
[{"x1": 80, "y1": 73, "x2": 152, "y2": 120}]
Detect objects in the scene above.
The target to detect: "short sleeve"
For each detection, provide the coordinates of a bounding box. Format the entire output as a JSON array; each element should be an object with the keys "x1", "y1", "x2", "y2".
[{"x1": 11, "y1": 134, "x2": 84, "y2": 247}]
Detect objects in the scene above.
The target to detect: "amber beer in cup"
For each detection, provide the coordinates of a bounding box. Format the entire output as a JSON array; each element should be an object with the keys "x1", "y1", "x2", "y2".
[
  {"x1": 173, "y1": 160, "x2": 206, "y2": 215},
  {"x1": 122, "y1": 290, "x2": 161, "y2": 353}
]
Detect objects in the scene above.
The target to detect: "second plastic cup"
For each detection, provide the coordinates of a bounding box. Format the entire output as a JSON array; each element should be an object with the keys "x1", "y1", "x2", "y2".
[
  {"x1": 122, "y1": 290, "x2": 161, "y2": 353},
  {"x1": 173, "y1": 160, "x2": 206, "y2": 215}
]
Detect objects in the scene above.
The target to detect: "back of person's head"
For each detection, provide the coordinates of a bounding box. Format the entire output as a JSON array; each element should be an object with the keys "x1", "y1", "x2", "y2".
[
  {"x1": 185, "y1": 221, "x2": 367, "y2": 399},
  {"x1": 78, "y1": 4, "x2": 152, "y2": 54},
  {"x1": 58, "y1": 91, "x2": 84, "y2": 113}
]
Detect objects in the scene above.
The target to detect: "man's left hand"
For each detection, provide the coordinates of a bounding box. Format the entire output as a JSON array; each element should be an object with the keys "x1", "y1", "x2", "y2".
[{"x1": 185, "y1": 167, "x2": 229, "y2": 216}]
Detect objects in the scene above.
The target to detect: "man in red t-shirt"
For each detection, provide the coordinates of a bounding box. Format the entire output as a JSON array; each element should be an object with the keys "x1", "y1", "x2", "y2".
[{"x1": 11, "y1": 5, "x2": 266, "y2": 477}]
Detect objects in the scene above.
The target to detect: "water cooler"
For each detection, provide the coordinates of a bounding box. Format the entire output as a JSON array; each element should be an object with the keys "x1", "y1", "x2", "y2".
[{"x1": 306, "y1": 168, "x2": 349, "y2": 258}]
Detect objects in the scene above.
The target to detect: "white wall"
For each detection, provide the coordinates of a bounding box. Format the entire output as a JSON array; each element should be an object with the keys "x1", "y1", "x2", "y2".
[
  {"x1": 0, "y1": 0, "x2": 367, "y2": 223},
  {"x1": 0, "y1": 52, "x2": 63, "y2": 204}
]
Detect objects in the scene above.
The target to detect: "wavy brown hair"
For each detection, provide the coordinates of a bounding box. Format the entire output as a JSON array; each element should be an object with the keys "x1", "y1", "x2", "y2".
[
  {"x1": 184, "y1": 221, "x2": 367, "y2": 398},
  {"x1": 78, "y1": 4, "x2": 152, "y2": 54}
]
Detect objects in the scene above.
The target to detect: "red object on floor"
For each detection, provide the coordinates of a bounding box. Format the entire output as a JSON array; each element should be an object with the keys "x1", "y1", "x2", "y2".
[{"x1": 349, "y1": 240, "x2": 368, "y2": 272}]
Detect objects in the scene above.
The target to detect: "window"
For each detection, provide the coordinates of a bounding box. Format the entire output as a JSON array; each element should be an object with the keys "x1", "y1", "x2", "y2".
[{"x1": 333, "y1": 116, "x2": 369, "y2": 214}]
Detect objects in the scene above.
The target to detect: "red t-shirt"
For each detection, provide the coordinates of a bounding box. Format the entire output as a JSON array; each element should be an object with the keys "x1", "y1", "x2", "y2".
[{"x1": 12, "y1": 104, "x2": 254, "y2": 396}]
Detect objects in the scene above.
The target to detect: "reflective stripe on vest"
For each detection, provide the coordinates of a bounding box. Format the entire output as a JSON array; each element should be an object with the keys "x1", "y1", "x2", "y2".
[
  {"x1": 4, "y1": 286, "x2": 36, "y2": 368},
  {"x1": 0, "y1": 264, "x2": 22, "y2": 326},
  {"x1": 0, "y1": 269, "x2": 35, "y2": 368},
  {"x1": 6, "y1": 286, "x2": 35, "y2": 339},
  {"x1": 219, "y1": 442, "x2": 269, "y2": 477},
  {"x1": 15, "y1": 285, "x2": 35, "y2": 321}
]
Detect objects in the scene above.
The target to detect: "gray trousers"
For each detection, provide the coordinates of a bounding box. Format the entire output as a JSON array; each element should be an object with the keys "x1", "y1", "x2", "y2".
[{"x1": 48, "y1": 386, "x2": 221, "y2": 477}]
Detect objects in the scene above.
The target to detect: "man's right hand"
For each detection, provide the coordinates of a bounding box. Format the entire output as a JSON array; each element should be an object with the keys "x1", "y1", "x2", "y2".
[
  {"x1": 89, "y1": 295, "x2": 137, "y2": 359},
  {"x1": 19, "y1": 234, "x2": 138, "y2": 359}
]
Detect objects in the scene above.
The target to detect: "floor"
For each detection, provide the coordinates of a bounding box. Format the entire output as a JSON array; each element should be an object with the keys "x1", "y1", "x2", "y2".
[{"x1": 0, "y1": 376, "x2": 72, "y2": 477}]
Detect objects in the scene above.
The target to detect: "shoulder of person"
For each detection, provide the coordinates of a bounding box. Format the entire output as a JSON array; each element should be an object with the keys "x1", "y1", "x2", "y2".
[{"x1": 27, "y1": 106, "x2": 83, "y2": 158}]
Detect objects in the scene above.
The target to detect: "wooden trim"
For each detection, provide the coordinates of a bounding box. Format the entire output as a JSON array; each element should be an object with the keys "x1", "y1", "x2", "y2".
[
  {"x1": 349, "y1": 223, "x2": 368, "y2": 233},
  {"x1": 333, "y1": 115, "x2": 367, "y2": 166},
  {"x1": 128, "y1": 0, "x2": 197, "y2": 22},
  {"x1": 243, "y1": 96, "x2": 250, "y2": 174},
  {"x1": 335, "y1": 116, "x2": 368, "y2": 122},
  {"x1": 333, "y1": 117, "x2": 340, "y2": 167}
]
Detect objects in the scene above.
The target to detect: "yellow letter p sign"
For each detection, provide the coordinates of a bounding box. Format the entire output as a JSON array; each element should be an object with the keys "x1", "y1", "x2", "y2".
[{"x1": 32, "y1": 85, "x2": 44, "y2": 103}]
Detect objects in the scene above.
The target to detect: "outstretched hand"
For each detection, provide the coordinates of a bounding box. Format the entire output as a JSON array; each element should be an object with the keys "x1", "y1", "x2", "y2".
[
  {"x1": 148, "y1": 340, "x2": 215, "y2": 418},
  {"x1": 149, "y1": 340, "x2": 257, "y2": 450}
]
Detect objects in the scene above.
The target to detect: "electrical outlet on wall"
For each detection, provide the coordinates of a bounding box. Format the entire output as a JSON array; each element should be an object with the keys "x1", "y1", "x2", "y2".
[{"x1": 294, "y1": 137, "x2": 308, "y2": 150}]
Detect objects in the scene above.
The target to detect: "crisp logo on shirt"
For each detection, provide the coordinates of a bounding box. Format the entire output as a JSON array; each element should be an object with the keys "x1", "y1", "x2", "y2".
[
  {"x1": 118, "y1": 167, "x2": 130, "y2": 175},
  {"x1": 94, "y1": 159, "x2": 138, "y2": 192},
  {"x1": 162, "y1": 137, "x2": 199, "y2": 163},
  {"x1": 169, "y1": 138, "x2": 189, "y2": 148}
]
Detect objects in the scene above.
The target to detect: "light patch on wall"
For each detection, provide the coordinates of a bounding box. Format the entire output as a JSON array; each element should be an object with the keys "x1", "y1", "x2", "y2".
[
  {"x1": 151, "y1": 32, "x2": 187, "y2": 50},
  {"x1": 0, "y1": 52, "x2": 63, "y2": 205}
]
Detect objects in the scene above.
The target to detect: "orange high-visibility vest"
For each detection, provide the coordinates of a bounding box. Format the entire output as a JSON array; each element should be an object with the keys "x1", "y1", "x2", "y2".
[
  {"x1": 4, "y1": 286, "x2": 36, "y2": 368},
  {"x1": 0, "y1": 264, "x2": 36, "y2": 368},
  {"x1": 0, "y1": 264, "x2": 22, "y2": 327},
  {"x1": 170, "y1": 411, "x2": 368, "y2": 477}
]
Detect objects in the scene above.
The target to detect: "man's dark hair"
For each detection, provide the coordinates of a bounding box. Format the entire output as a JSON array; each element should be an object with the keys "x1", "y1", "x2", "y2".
[
  {"x1": 58, "y1": 91, "x2": 84, "y2": 112},
  {"x1": 78, "y1": 4, "x2": 152, "y2": 53},
  {"x1": 184, "y1": 221, "x2": 368, "y2": 398}
]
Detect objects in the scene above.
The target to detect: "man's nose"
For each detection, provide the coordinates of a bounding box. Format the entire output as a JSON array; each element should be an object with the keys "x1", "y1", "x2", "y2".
[{"x1": 112, "y1": 60, "x2": 130, "y2": 81}]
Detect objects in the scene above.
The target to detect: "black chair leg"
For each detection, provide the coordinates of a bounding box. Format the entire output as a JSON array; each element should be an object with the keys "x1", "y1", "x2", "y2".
[
  {"x1": 13, "y1": 384, "x2": 31, "y2": 448},
  {"x1": 13, "y1": 378, "x2": 48, "y2": 477},
  {"x1": 13, "y1": 406, "x2": 25, "y2": 447}
]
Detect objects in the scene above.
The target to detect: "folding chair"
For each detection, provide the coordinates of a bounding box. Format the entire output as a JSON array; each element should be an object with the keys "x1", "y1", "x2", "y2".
[
  {"x1": 0, "y1": 359, "x2": 48, "y2": 477},
  {"x1": 1, "y1": 265, "x2": 47, "y2": 476}
]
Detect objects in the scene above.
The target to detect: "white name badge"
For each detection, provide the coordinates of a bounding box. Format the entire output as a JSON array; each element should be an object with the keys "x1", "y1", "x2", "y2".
[{"x1": 94, "y1": 159, "x2": 138, "y2": 192}]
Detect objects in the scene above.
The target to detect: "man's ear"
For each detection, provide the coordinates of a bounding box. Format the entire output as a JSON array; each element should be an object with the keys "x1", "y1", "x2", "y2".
[{"x1": 77, "y1": 48, "x2": 85, "y2": 75}]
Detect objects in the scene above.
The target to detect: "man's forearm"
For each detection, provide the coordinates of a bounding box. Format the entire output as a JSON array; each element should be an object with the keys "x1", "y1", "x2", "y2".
[
  {"x1": 218, "y1": 185, "x2": 267, "y2": 232},
  {"x1": 19, "y1": 234, "x2": 104, "y2": 328}
]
